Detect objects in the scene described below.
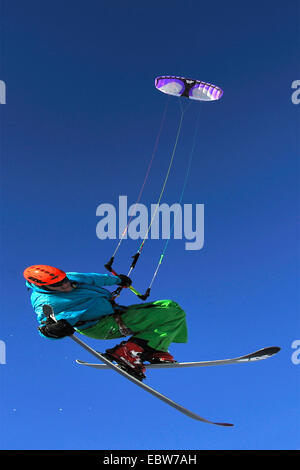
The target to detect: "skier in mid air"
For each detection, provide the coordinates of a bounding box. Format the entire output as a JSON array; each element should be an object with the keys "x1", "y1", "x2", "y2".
[{"x1": 24, "y1": 265, "x2": 188, "y2": 380}]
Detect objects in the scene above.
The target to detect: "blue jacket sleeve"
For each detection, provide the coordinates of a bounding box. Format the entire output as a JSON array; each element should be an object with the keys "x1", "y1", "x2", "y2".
[{"x1": 67, "y1": 272, "x2": 121, "y2": 287}]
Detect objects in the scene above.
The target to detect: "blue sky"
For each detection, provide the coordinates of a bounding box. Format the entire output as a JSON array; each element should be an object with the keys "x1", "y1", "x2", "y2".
[{"x1": 0, "y1": 0, "x2": 299, "y2": 451}]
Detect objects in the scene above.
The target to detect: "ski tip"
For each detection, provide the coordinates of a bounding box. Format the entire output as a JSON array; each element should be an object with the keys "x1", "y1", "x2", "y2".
[
  {"x1": 265, "y1": 346, "x2": 281, "y2": 354},
  {"x1": 260, "y1": 346, "x2": 281, "y2": 357},
  {"x1": 242, "y1": 346, "x2": 281, "y2": 361},
  {"x1": 214, "y1": 422, "x2": 234, "y2": 427}
]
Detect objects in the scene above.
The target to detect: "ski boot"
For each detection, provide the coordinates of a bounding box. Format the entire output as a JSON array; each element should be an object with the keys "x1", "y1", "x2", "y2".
[
  {"x1": 146, "y1": 350, "x2": 177, "y2": 364},
  {"x1": 104, "y1": 340, "x2": 146, "y2": 381}
]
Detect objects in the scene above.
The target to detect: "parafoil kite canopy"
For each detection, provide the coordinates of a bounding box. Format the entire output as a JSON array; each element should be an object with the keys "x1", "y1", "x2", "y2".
[{"x1": 155, "y1": 76, "x2": 223, "y2": 101}]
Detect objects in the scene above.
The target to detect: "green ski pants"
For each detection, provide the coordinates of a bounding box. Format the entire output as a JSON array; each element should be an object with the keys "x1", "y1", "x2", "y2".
[{"x1": 77, "y1": 299, "x2": 188, "y2": 352}]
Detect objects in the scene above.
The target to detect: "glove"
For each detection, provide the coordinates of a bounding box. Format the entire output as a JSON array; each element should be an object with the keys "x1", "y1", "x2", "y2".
[
  {"x1": 39, "y1": 318, "x2": 75, "y2": 339},
  {"x1": 118, "y1": 274, "x2": 132, "y2": 288}
]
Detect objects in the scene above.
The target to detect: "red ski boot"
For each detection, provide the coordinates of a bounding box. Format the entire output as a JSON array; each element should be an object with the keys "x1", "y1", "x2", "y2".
[
  {"x1": 105, "y1": 340, "x2": 146, "y2": 380},
  {"x1": 147, "y1": 350, "x2": 177, "y2": 364}
]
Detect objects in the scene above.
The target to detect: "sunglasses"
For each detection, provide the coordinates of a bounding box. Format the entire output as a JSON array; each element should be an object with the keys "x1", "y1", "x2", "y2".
[{"x1": 49, "y1": 277, "x2": 70, "y2": 288}]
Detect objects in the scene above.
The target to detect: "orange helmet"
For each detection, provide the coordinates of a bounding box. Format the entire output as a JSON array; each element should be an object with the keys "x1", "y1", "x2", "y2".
[{"x1": 23, "y1": 265, "x2": 66, "y2": 286}]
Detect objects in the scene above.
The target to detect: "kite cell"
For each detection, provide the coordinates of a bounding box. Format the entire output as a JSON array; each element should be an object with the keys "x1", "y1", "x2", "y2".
[{"x1": 155, "y1": 76, "x2": 223, "y2": 102}]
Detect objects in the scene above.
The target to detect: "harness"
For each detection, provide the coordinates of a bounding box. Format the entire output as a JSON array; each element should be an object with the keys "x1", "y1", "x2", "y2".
[
  {"x1": 38, "y1": 282, "x2": 133, "y2": 337},
  {"x1": 74, "y1": 302, "x2": 133, "y2": 337}
]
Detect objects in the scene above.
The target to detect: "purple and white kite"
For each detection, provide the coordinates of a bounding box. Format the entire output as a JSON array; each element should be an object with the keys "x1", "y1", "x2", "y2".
[{"x1": 155, "y1": 76, "x2": 223, "y2": 101}]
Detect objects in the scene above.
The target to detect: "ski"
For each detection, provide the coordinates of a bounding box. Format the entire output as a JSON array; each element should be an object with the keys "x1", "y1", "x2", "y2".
[
  {"x1": 76, "y1": 346, "x2": 280, "y2": 370},
  {"x1": 41, "y1": 305, "x2": 234, "y2": 426},
  {"x1": 72, "y1": 334, "x2": 234, "y2": 426}
]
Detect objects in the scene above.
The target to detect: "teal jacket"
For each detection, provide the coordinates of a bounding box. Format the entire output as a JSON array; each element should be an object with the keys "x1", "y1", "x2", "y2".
[{"x1": 26, "y1": 272, "x2": 122, "y2": 335}]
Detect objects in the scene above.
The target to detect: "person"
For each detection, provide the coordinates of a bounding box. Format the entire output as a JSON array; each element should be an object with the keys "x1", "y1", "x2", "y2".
[{"x1": 24, "y1": 265, "x2": 188, "y2": 380}]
